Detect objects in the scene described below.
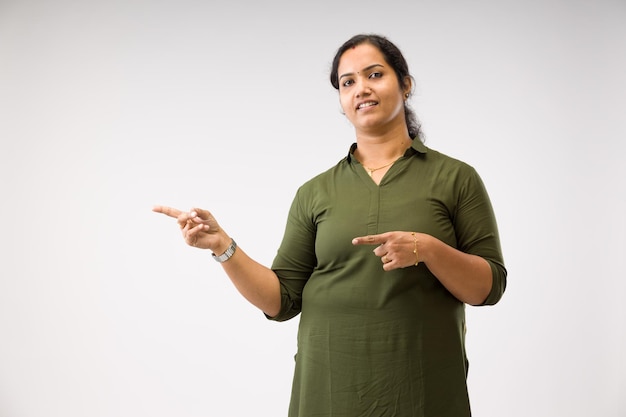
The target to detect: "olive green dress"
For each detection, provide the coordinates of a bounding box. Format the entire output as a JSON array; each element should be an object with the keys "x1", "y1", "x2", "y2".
[{"x1": 269, "y1": 140, "x2": 507, "y2": 417}]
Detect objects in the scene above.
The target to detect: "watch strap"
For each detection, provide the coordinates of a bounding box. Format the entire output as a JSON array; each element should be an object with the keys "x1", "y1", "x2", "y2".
[{"x1": 212, "y1": 239, "x2": 237, "y2": 263}]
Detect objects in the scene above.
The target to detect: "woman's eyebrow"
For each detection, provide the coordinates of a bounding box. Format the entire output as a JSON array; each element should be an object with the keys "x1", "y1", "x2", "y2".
[{"x1": 339, "y1": 64, "x2": 384, "y2": 81}]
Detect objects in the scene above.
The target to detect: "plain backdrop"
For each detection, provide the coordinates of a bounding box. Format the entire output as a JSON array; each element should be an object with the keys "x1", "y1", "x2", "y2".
[{"x1": 1, "y1": 0, "x2": 624, "y2": 416}]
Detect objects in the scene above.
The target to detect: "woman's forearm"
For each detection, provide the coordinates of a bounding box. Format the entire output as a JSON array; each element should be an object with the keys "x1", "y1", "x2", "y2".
[
  {"x1": 218, "y1": 243, "x2": 282, "y2": 317},
  {"x1": 420, "y1": 235, "x2": 492, "y2": 306}
]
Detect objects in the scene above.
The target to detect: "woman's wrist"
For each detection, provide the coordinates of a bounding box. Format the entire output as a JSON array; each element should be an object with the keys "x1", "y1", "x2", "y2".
[
  {"x1": 415, "y1": 233, "x2": 434, "y2": 265},
  {"x1": 410, "y1": 232, "x2": 419, "y2": 266},
  {"x1": 212, "y1": 238, "x2": 237, "y2": 262},
  {"x1": 210, "y1": 231, "x2": 233, "y2": 255}
]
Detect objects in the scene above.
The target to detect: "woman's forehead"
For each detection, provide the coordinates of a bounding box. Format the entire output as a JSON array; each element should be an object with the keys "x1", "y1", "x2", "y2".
[{"x1": 338, "y1": 43, "x2": 385, "y2": 72}]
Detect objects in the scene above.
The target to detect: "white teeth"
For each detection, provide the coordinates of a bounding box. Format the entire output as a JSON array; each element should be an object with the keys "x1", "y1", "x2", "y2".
[{"x1": 358, "y1": 102, "x2": 377, "y2": 109}]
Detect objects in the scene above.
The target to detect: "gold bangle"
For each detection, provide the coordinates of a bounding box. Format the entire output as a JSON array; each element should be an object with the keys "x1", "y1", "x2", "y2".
[{"x1": 411, "y1": 232, "x2": 419, "y2": 266}]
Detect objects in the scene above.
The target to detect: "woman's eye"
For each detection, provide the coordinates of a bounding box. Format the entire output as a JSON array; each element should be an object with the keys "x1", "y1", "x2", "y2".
[
  {"x1": 342, "y1": 79, "x2": 354, "y2": 87},
  {"x1": 369, "y1": 72, "x2": 382, "y2": 79}
]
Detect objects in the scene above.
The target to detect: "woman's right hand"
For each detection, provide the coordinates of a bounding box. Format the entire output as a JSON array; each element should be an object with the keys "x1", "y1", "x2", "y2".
[{"x1": 152, "y1": 205, "x2": 230, "y2": 253}]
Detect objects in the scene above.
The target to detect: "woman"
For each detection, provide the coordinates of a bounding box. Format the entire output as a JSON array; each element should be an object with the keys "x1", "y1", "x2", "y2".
[{"x1": 154, "y1": 33, "x2": 506, "y2": 416}]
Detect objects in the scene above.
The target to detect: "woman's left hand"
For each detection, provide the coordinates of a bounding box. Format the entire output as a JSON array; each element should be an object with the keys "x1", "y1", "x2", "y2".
[{"x1": 352, "y1": 231, "x2": 421, "y2": 271}]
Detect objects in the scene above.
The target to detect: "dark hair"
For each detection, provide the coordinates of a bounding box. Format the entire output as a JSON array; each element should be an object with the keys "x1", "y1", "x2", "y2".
[{"x1": 330, "y1": 34, "x2": 423, "y2": 142}]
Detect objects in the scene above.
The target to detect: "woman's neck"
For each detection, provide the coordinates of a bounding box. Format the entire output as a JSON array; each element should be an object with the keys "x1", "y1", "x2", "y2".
[{"x1": 353, "y1": 130, "x2": 413, "y2": 167}]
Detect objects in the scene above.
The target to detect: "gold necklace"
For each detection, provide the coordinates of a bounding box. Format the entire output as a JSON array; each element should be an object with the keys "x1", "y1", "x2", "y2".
[{"x1": 363, "y1": 156, "x2": 402, "y2": 177}]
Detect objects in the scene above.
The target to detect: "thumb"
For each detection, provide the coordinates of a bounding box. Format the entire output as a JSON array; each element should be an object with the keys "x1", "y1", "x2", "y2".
[{"x1": 191, "y1": 207, "x2": 213, "y2": 220}]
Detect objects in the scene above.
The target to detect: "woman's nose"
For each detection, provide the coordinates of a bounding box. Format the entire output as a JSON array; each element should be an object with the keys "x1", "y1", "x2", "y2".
[{"x1": 356, "y1": 82, "x2": 372, "y2": 98}]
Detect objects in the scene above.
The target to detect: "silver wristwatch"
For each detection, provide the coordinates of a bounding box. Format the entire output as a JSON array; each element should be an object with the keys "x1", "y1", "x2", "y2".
[{"x1": 212, "y1": 239, "x2": 237, "y2": 263}]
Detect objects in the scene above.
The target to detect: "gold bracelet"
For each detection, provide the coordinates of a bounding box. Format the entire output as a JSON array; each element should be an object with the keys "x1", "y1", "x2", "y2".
[{"x1": 411, "y1": 232, "x2": 419, "y2": 266}]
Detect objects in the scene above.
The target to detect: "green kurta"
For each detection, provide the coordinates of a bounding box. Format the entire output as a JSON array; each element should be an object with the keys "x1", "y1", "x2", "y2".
[{"x1": 269, "y1": 140, "x2": 507, "y2": 417}]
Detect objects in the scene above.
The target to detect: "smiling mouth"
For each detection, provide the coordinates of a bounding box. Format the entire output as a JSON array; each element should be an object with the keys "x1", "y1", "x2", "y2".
[{"x1": 357, "y1": 101, "x2": 378, "y2": 110}]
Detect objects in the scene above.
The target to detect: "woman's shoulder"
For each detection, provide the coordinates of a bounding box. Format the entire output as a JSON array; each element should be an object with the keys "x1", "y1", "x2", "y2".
[
  {"x1": 421, "y1": 145, "x2": 478, "y2": 174},
  {"x1": 303, "y1": 156, "x2": 350, "y2": 184}
]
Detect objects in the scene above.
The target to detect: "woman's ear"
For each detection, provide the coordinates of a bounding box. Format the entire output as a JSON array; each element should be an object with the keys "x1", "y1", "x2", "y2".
[{"x1": 403, "y1": 76, "x2": 413, "y2": 99}]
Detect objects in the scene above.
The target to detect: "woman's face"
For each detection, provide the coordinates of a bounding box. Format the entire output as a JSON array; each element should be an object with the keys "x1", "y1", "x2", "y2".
[{"x1": 337, "y1": 43, "x2": 410, "y2": 136}]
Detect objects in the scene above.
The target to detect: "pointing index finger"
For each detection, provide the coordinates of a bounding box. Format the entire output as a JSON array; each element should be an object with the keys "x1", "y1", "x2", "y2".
[
  {"x1": 152, "y1": 205, "x2": 182, "y2": 219},
  {"x1": 352, "y1": 234, "x2": 384, "y2": 246}
]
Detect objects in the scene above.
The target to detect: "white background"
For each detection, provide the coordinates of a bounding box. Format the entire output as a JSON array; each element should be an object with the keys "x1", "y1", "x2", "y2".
[{"x1": 1, "y1": 0, "x2": 624, "y2": 416}]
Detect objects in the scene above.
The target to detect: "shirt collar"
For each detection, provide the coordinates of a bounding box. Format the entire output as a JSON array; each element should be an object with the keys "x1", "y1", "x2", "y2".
[{"x1": 347, "y1": 138, "x2": 428, "y2": 163}]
